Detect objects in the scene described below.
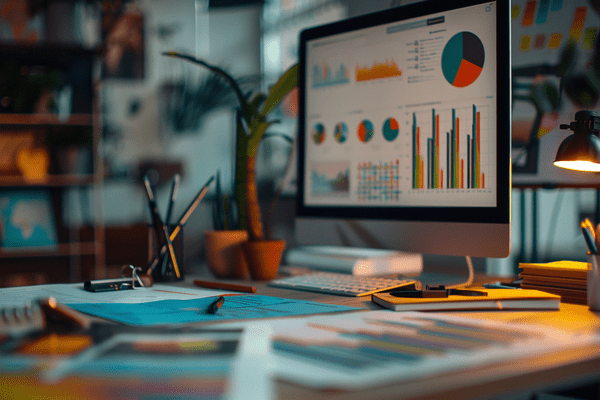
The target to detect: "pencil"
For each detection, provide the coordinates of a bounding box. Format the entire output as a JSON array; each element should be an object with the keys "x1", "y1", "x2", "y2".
[
  {"x1": 194, "y1": 280, "x2": 256, "y2": 293},
  {"x1": 143, "y1": 176, "x2": 181, "y2": 279},
  {"x1": 147, "y1": 175, "x2": 214, "y2": 275}
]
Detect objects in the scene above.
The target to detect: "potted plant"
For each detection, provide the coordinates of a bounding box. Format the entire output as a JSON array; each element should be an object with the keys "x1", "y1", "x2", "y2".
[
  {"x1": 164, "y1": 51, "x2": 298, "y2": 280},
  {"x1": 204, "y1": 170, "x2": 249, "y2": 279}
]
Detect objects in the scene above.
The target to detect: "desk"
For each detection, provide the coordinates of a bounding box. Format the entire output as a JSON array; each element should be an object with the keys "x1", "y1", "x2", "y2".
[{"x1": 3, "y1": 273, "x2": 600, "y2": 400}]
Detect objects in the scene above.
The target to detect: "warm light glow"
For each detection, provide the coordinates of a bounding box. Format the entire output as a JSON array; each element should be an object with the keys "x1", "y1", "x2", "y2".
[{"x1": 553, "y1": 160, "x2": 600, "y2": 172}]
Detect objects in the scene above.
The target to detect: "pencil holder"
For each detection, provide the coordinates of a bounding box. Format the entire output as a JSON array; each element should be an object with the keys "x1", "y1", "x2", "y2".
[
  {"x1": 587, "y1": 253, "x2": 600, "y2": 310},
  {"x1": 147, "y1": 224, "x2": 185, "y2": 282}
]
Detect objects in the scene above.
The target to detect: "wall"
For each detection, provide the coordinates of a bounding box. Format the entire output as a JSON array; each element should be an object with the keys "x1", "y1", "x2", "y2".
[{"x1": 99, "y1": 0, "x2": 263, "y2": 267}]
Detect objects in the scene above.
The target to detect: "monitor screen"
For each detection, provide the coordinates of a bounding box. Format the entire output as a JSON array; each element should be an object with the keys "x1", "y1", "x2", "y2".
[{"x1": 296, "y1": 0, "x2": 511, "y2": 258}]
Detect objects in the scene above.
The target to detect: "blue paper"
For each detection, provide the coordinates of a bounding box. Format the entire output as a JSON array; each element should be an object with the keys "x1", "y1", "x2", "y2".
[{"x1": 68, "y1": 295, "x2": 359, "y2": 326}]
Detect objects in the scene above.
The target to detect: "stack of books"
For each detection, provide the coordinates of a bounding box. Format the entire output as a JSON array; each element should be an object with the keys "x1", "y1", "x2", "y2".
[{"x1": 518, "y1": 261, "x2": 587, "y2": 304}]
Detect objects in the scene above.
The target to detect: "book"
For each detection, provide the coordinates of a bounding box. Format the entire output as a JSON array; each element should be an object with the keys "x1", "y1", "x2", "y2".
[
  {"x1": 518, "y1": 261, "x2": 587, "y2": 280},
  {"x1": 371, "y1": 288, "x2": 561, "y2": 311}
]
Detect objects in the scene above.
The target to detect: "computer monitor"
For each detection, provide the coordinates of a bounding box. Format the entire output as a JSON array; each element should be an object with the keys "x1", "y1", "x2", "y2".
[{"x1": 295, "y1": 0, "x2": 511, "y2": 260}]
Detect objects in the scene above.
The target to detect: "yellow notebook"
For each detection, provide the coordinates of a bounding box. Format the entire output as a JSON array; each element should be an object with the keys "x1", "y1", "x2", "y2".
[
  {"x1": 518, "y1": 261, "x2": 587, "y2": 280},
  {"x1": 371, "y1": 288, "x2": 561, "y2": 311}
]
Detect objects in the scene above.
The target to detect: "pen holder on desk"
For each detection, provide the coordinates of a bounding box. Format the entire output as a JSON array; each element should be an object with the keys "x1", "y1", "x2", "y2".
[
  {"x1": 148, "y1": 224, "x2": 185, "y2": 282},
  {"x1": 588, "y1": 253, "x2": 600, "y2": 310}
]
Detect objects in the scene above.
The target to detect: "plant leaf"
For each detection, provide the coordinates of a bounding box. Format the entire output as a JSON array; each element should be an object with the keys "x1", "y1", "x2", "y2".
[
  {"x1": 247, "y1": 122, "x2": 273, "y2": 157},
  {"x1": 260, "y1": 63, "x2": 299, "y2": 117}
]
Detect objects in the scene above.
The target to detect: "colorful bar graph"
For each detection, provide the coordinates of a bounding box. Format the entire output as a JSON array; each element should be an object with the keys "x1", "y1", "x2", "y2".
[
  {"x1": 312, "y1": 62, "x2": 350, "y2": 88},
  {"x1": 412, "y1": 105, "x2": 485, "y2": 190}
]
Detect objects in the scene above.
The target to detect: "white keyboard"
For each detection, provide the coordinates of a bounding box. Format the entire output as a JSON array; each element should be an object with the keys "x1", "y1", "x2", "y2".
[{"x1": 269, "y1": 272, "x2": 416, "y2": 297}]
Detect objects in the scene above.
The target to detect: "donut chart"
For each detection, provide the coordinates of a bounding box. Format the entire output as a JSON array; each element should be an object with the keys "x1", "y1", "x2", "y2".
[{"x1": 441, "y1": 32, "x2": 484, "y2": 88}]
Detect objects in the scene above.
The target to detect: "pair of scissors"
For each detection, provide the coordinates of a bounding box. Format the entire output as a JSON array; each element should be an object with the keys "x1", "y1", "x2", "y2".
[{"x1": 389, "y1": 285, "x2": 487, "y2": 298}]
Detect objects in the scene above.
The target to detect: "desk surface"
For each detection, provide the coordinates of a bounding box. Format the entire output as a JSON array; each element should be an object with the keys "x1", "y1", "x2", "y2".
[{"x1": 3, "y1": 271, "x2": 600, "y2": 400}]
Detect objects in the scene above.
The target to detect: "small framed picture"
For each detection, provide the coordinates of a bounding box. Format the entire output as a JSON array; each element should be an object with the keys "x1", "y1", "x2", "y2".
[{"x1": 0, "y1": 190, "x2": 57, "y2": 250}]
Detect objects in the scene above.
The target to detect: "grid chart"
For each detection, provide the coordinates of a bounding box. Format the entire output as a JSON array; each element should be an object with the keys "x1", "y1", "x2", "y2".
[{"x1": 356, "y1": 160, "x2": 400, "y2": 202}]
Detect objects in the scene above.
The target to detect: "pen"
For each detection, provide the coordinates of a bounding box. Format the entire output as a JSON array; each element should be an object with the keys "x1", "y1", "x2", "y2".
[
  {"x1": 483, "y1": 282, "x2": 520, "y2": 289},
  {"x1": 147, "y1": 175, "x2": 215, "y2": 275},
  {"x1": 207, "y1": 296, "x2": 224, "y2": 314},
  {"x1": 165, "y1": 174, "x2": 180, "y2": 228},
  {"x1": 194, "y1": 280, "x2": 257, "y2": 293},
  {"x1": 143, "y1": 176, "x2": 181, "y2": 279},
  {"x1": 581, "y1": 221, "x2": 598, "y2": 255}
]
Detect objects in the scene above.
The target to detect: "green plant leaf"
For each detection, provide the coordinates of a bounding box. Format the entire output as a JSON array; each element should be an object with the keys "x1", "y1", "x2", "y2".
[
  {"x1": 163, "y1": 52, "x2": 252, "y2": 118},
  {"x1": 260, "y1": 63, "x2": 299, "y2": 117},
  {"x1": 247, "y1": 122, "x2": 273, "y2": 157}
]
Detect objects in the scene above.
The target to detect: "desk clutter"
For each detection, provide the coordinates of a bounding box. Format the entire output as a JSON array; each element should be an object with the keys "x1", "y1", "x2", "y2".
[{"x1": 519, "y1": 261, "x2": 587, "y2": 305}]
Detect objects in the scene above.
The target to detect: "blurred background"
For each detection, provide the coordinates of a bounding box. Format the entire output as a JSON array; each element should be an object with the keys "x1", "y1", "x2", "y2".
[{"x1": 2, "y1": 0, "x2": 600, "y2": 287}]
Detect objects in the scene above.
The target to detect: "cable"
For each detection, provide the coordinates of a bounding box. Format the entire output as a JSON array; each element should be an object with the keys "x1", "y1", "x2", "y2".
[{"x1": 446, "y1": 255, "x2": 474, "y2": 289}]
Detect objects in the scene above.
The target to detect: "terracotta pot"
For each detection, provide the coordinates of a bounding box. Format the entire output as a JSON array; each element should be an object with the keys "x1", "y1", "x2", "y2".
[
  {"x1": 204, "y1": 230, "x2": 249, "y2": 279},
  {"x1": 242, "y1": 240, "x2": 286, "y2": 281}
]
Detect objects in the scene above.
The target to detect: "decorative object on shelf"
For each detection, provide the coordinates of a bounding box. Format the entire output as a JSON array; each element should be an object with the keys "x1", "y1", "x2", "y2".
[
  {"x1": 164, "y1": 51, "x2": 298, "y2": 280},
  {"x1": 16, "y1": 146, "x2": 49, "y2": 181},
  {"x1": 0, "y1": 131, "x2": 35, "y2": 175},
  {"x1": 0, "y1": 189, "x2": 57, "y2": 251}
]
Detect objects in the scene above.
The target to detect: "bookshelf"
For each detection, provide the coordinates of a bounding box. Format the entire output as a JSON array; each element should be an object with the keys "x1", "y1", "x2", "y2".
[{"x1": 0, "y1": 43, "x2": 105, "y2": 284}]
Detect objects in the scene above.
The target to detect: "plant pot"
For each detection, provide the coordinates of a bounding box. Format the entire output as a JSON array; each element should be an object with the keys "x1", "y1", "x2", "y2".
[
  {"x1": 242, "y1": 240, "x2": 286, "y2": 281},
  {"x1": 204, "y1": 230, "x2": 249, "y2": 279}
]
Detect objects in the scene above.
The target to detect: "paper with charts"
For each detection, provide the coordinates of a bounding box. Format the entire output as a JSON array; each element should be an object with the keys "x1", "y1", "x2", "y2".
[{"x1": 218, "y1": 310, "x2": 598, "y2": 390}]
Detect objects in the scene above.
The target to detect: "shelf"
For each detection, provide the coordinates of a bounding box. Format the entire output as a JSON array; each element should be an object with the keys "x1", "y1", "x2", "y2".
[
  {"x1": 0, "y1": 174, "x2": 95, "y2": 187},
  {"x1": 0, "y1": 242, "x2": 98, "y2": 259},
  {"x1": 0, "y1": 113, "x2": 93, "y2": 126}
]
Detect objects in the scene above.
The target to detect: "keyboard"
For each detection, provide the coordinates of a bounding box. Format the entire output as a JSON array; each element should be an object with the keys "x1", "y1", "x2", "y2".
[{"x1": 268, "y1": 272, "x2": 416, "y2": 297}]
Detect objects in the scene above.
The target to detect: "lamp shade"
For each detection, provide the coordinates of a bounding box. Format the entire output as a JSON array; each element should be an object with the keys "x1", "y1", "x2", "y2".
[
  {"x1": 553, "y1": 132, "x2": 600, "y2": 172},
  {"x1": 554, "y1": 110, "x2": 600, "y2": 172}
]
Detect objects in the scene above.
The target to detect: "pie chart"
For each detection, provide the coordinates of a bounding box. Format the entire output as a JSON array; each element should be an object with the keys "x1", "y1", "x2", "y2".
[
  {"x1": 334, "y1": 122, "x2": 348, "y2": 143},
  {"x1": 357, "y1": 120, "x2": 374, "y2": 143},
  {"x1": 441, "y1": 32, "x2": 484, "y2": 88},
  {"x1": 313, "y1": 123, "x2": 325, "y2": 144},
  {"x1": 382, "y1": 118, "x2": 399, "y2": 141}
]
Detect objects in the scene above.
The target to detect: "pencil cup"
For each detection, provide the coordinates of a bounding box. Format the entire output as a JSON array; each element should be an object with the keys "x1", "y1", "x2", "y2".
[
  {"x1": 588, "y1": 253, "x2": 600, "y2": 310},
  {"x1": 148, "y1": 224, "x2": 185, "y2": 282}
]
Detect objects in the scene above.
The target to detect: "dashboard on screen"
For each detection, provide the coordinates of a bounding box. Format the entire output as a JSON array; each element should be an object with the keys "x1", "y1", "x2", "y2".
[{"x1": 296, "y1": 0, "x2": 511, "y2": 258}]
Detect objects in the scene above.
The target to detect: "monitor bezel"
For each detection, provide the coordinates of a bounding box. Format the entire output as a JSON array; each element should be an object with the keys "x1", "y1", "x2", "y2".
[{"x1": 296, "y1": 0, "x2": 511, "y2": 226}]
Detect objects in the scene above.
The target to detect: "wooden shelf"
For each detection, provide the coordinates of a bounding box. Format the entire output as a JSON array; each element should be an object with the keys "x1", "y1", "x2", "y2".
[
  {"x1": 0, "y1": 174, "x2": 95, "y2": 187},
  {"x1": 0, "y1": 113, "x2": 93, "y2": 126},
  {"x1": 0, "y1": 242, "x2": 98, "y2": 259}
]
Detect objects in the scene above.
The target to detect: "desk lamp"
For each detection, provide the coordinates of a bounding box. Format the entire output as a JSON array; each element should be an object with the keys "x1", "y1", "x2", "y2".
[{"x1": 554, "y1": 110, "x2": 600, "y2": 172}]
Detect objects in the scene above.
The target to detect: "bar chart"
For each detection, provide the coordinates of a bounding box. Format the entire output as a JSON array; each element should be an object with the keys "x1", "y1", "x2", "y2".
[
  {"x1": 312, "y1": 62, "x2": 350, "y2": 88},
  {"x1": 412, "y1": 105, "x2": 488, "y2": 190}
]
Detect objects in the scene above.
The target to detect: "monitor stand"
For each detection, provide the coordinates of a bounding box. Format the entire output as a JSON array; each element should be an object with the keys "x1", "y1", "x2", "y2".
[{"x1": 285, "y1": 245, "x2": 423, "y2": 277}]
